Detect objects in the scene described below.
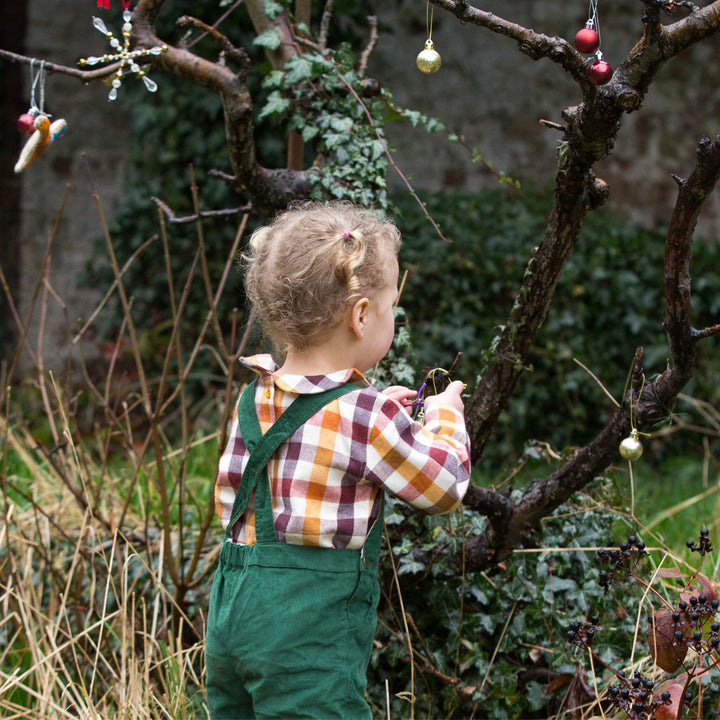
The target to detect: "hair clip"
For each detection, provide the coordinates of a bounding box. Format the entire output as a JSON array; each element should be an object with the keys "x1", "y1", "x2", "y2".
[{"x1": 343, "y1": 229, "x2": 351, "y2": 240}]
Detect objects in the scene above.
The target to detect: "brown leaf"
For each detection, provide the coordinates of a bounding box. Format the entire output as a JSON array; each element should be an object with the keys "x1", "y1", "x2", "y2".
[
  {"x1": 648, "y1": 608, "x2": 688, "y2": 673},
  {"x1": 654, "y1": 681, "x2": 685, "y2": 720}
]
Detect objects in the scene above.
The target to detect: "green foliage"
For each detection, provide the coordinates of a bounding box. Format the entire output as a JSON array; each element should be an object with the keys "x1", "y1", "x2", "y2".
[
  {"x1": 260, "y1": 44, "x2": 391, "y2": 208},
  {"x1": 394, "y1": 187, "x2": 720, "y2": 471},
  {"x1": 369, "y1": 482, "x2": 642, "y2": 719}
]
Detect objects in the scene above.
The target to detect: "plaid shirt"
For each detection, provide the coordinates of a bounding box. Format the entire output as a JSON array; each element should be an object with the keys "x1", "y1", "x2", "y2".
[{"x1": 215, "y1": 354, "x2": 471, "y2": 549}]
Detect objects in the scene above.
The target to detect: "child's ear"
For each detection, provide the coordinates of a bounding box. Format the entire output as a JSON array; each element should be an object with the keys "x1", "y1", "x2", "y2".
[{"x1": 349, "y1": 297, "x2": 370, "y2": 339}]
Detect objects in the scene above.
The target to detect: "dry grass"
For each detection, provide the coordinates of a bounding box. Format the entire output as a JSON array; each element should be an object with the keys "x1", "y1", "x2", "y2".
[{"x1": 0, "y1": 172, "x2": 248, "y2": 718}]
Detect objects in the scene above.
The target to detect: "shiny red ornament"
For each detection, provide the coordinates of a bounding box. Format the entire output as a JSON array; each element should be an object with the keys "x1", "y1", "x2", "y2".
[
  {"x1": 588, "y1": 59, "x2": 613, "y2": 85},
  {"x1": 574, "y1": 27, "x2": 600, "y2": 54},
  {"x1": 17, "y1": 113, "x2": 35, "y2": 134}
]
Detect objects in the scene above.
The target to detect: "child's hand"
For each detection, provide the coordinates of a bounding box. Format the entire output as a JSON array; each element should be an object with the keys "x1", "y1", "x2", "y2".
[
  {"x1": 423, "y1": 380, "x2": 466, "y2": 415},
  {"x1": 382, "y1": 385, "x2": 418, "y2": 407}
]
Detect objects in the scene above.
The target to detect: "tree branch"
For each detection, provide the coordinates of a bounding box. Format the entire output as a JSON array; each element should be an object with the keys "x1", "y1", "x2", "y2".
[{"x1": 461, "y1": 132, "x2": 720, "y2": 571}]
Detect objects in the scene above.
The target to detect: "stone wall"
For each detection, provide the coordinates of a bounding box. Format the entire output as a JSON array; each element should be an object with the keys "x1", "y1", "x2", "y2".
[
  {"x1": 4, "y1": 0, "x2": 132, "y2": 367},
  {"x1": 3, "y1": 0, "x2": 720, "y2": 369}
]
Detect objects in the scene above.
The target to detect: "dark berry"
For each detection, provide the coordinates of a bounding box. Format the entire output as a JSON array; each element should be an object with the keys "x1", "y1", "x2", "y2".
[{"x1": 675, "y1": 630, "x2": 684, "y2": 641}]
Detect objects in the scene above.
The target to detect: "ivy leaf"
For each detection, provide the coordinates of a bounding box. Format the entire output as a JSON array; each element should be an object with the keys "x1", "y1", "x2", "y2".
[
  {"x1": 284, "y1": 56, "x2": 315, "y2": 84},
  {"x1": 254, "y1": 28, "x2": 281, "y2": 50},
  {"x1": 258, "y1": 90, "x2": 289, "y2": 120}
]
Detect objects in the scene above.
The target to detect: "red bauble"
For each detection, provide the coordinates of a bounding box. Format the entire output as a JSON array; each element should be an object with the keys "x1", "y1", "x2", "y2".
[
  {"x1": 17, "y1": 113, "x2": 35, "y2": 134},
  {"x1": 574, "y1": 27, "x2": 600, "y2": 54},
  {"x1": 588, "y1": 59, "x2": 613, "y2": 85}
]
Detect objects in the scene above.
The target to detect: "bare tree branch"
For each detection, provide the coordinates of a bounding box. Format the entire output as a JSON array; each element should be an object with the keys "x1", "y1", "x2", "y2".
[{"x1": 462, "y1": 132, "x2": 720, "y2": 571}]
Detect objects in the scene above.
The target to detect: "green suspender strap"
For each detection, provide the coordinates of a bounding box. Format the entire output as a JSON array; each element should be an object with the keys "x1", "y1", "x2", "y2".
[{"x1": 225, "y1": 378, "x2": 360, "y2": 545}]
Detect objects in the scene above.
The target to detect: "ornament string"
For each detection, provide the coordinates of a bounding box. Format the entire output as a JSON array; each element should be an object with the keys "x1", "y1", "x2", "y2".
[
  {"x1": 586, "y1": 0, "x2": 607, "y2": 65},
  {"x1": 425, "y1": 1, "x2": 434, "y2": 44},
  {"x1": 29, "y1": 59, "x2": 48, "y2": 117},
  {"x1": 629, "y1": 373, "x2": 646, "y2": 437},
  {"x1": 587, "y1": 0, "x2": 600, "y2": 38}
]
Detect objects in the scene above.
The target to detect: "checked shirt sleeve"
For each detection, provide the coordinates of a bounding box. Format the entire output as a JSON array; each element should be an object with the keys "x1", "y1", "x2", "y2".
[{"x1": 359, "y1": 392, "x2": 470, "y2": 514}]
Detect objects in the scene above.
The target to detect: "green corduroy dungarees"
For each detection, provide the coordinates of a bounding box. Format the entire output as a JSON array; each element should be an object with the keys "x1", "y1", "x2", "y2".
[{"x1": 205, "y1": 380, "x2": 383, "y2": 720}]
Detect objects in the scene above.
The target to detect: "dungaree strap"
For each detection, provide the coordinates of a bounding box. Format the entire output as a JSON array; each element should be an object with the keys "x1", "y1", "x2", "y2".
[{"x1": 226, "y1": 379, "x2": 359, "y2": 543}]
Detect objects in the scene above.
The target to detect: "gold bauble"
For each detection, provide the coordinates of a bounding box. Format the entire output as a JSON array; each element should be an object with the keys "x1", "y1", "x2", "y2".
[
  {"x1": 416, "y1": 39, "x2": 442, "y2": 74},
  {"x1": 619, "y1": 430, "x2": 643, "y2": 461}
]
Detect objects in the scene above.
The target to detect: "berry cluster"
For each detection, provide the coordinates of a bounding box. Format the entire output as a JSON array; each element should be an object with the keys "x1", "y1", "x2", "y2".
[
  {"x1": 671, "y1": 593, "x2": 720, "y2": 652},
  {"x1": 565, "y1": 615, "x2": 602, "y2": 650},
  {"x1": 606, "y1": 671, "x2": 672, "y2": 720},
  {"x1": 597, "y1": 534, "x2": 648, "y2": 593},
  {"x1": 686, "y1": 528, "x2": 713, "y2": 556}
]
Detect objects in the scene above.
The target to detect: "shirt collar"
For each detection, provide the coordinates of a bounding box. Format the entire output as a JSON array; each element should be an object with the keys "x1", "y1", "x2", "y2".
[{"x1": 240, "y1": 354, "x2": 369, "y2": 394}]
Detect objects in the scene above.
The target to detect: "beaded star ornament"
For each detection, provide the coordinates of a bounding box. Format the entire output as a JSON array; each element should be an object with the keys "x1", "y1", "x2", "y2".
[{"x1": 79, "y1": 0, "x2": 167, "y2": 101}]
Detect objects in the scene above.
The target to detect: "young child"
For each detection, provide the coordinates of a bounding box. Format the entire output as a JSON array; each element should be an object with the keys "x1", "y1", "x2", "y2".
[{"x1": 205, "y1": 202, "x2": 470, "y2": 719}]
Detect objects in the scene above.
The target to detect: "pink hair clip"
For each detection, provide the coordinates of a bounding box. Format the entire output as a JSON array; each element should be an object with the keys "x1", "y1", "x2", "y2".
[{"x1": 343, "y1": 229, "x2": 351, "y2": 239}]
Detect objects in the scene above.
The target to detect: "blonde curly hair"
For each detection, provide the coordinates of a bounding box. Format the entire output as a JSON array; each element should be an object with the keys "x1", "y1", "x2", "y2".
[{"x1": 244, "y1": 202, "x2": 401, "y2": 352}]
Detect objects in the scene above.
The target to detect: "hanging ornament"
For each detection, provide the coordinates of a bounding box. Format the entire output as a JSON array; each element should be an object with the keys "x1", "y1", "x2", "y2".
[
  {"x1": 416, "y1": 2, "x2": 441, "y2": 75},
  {"x1": 14, "y1": 59, "x2": 67, "y2": 173},
  {"x1": 15, "y1": 115, "x2": 67, "y2": 173},
  {"x1": 97, "y1": 0, "x2": 110, "y2": 8},
  {"x1": 78, "y1": 0, "x2": 167, "y2": 101},
  {"x1": 574, "y1": 0, "x2": 613, "y2": 85},
  {"x1": 588, "y1": 51, "x2": 613, "y2": 85},
  {"x1": 619, "y1": 428, "x2": 643, "y2": 461},
  {"x1": 575, "y1": 0, "x2": 600, "y2": 53},
  {"x1": 574, "y1": 23, "x2": 599, "y2": 54},
  {"x1": 618, "y1": 375, "x2": 649, "y2": 462}
]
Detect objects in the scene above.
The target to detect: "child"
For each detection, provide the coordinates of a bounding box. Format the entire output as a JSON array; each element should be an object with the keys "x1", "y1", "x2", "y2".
[{"x1": 205, "y1": 202, "x2": 470, "y2": 719}]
